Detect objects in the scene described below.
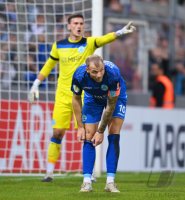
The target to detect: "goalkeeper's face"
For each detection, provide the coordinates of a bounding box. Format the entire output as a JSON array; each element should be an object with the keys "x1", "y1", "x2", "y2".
[{"x1": 68, "y1": 17, "x2": 84, "y2": 38}]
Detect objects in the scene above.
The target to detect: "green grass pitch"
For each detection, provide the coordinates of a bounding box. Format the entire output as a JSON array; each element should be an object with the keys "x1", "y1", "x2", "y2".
[{"x1": 0, "y1": 172, "x2": 184, "y2": 200}]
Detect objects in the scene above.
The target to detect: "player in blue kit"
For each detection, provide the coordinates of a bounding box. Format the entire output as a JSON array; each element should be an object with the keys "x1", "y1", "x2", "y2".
[{"x1": 71, "y1": 54, "x2": 127, "y2": 192}]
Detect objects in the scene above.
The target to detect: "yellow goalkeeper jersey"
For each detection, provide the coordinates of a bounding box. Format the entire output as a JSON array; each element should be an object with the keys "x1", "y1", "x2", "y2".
[{"x1": 40, "y1": 33, "x2": 116, "y2": 96}]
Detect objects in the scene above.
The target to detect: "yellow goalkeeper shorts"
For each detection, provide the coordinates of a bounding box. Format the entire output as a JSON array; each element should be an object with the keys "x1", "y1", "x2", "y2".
[{"x1": 52, "y1": 92, "x2": 78, "y2": 129}]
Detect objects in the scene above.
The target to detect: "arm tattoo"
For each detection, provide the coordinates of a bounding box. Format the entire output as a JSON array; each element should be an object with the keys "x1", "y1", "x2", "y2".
[{"x1": 98, "y1": 96, "x2": 118, "y2": 133}]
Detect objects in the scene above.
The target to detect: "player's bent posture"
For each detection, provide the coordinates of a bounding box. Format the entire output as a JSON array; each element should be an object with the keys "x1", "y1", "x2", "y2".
[
  {"x1": 71, "y1": 55, "x2": 127, "y2": 192},
  {"x1": 28, "y1": 14, "x2": 135, "y2": 182}
]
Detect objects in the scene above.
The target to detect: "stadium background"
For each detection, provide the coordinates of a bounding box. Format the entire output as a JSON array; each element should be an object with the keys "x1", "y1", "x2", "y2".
[{"x1": 0, "y1": 0, "x2": 185, "y2": 176}]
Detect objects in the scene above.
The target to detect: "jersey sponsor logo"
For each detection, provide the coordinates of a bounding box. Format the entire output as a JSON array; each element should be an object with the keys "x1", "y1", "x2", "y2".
[
  {"x1": 78, "y1": 46, "x2": 85, "y2": 53},
  {"x1": 73, "y1": 85, "x2": 80, "y2": 93},
  {"x1": 84, "y1": 86, "x2": 100, "y2": 90},
  {"x1": 94, "y1": 94, "x2": 107, "y2": 99},
  {"x1": 101, "y1": 84, "x2": 108, "y2": 91},
  {"x1": 61, "y1": 56, "x2": 82, "y2": 63},
  {"x1": 83, "y1": 87, "x2": 92, "y2": 89}
]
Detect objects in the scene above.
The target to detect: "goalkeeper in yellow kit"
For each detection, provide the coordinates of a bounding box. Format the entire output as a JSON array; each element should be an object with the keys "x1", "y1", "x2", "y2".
[{"x1": 28, "y1": 13, "x2": 136, "y2": 182}]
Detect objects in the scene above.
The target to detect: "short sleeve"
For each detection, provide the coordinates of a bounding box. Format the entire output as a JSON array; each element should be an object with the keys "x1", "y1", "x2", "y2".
[
  {"x1": 108, "y1": 82, "x2": 120, "y2": 97},
  {"x1": 71, "y1": 73, "x2": 83, "y2": 95}
]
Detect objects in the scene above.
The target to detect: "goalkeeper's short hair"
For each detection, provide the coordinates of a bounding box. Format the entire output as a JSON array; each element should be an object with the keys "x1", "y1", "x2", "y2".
[{"x1": 67, "y1": 13, "x2": 84, "y2": 24}]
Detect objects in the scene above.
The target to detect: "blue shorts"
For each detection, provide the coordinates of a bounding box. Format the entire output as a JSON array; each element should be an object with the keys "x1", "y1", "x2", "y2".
[{"x1": 82, "y1": 98, "x2": 127, "y2": 124}]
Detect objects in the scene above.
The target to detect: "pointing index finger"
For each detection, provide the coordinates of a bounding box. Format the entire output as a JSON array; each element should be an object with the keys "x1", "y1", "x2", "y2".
[{"x1": 127, "y1": 21, "x2": 133, "y2": 28}]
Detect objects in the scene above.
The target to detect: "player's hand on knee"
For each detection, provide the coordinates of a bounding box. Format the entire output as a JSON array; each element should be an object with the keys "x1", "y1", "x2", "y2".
[
  {"x1": 91, "y1": 132, "x2": 104, "y2": 147},
  {"x1": 28, "y1": 79, "x2": 41, "y2": 103},
  {"x1": 116, "y1": 21, "x2": 136, "y2": 36},
  {"x1": 77, "y1": 127, "x2": 85, "y2": 142}
]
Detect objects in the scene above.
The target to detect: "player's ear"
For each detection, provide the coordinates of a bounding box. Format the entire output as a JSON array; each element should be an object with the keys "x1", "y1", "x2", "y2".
[{"x1": 86, "y1": 67, "x2": 89, "y2": 73}]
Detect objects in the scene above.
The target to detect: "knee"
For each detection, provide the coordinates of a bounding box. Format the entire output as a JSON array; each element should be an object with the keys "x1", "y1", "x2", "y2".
[
  {"x1": 53, "y1": 129, "x2": 65, "y2": 140},
  {"x1": 108, "y1": 126, "x2": 121, "y2": 134},
  {"x1": 85, "y1": 128, "x2": 94, "y2": 141},
  {"x1": 108, "y1": 119, "x2": 124, "y2": 134}
]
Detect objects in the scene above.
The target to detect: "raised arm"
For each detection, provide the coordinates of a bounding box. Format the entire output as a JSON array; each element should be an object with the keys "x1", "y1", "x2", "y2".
[{"x1": 95, "y1": 21, "x2": 136, "y2": 47}]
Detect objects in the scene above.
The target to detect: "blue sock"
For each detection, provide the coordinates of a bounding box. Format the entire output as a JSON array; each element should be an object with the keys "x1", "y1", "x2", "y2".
[
  {"x1": 83, "y1": 140, "x2": 96, "y2": 178},
  {"x1": 106, "y1": 134, "x2": 120, "y2": 174}
]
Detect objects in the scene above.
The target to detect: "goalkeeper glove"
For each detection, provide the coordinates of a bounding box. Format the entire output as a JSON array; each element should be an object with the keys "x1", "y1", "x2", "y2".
[
  {"x1": 115, "y1": 21, "x2": 136, "y2": 37},
  {"x1": 28, "y1": 79, "x2": 41, "y2": 103}
]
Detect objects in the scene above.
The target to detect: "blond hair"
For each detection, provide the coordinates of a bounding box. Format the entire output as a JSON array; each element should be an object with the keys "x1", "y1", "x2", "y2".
[{"x1": 85, "y1": 54, "x2": 103, "y2": 68}]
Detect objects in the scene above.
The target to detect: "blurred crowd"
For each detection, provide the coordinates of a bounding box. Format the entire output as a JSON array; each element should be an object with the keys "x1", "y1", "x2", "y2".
[
  {"x1": 0, "y1": 0, "x2": 93, "y2": 91},
  {"x1": 0, "y1": 0, "x2": 185, "y2": 96},
  {"x1": 104, "y1": 0, "x2": 185, "y2": 95},
  {"x1": 104, "y1": 0, "x2": 185, "y2": 12},
  {"x1": 0, "y1": 0, "x2": 75, "y2": 90}
]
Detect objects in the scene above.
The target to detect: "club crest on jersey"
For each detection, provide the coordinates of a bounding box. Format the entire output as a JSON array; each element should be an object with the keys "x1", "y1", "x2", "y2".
[
  {"x1": 82, "y1": 114, "x2": 87, "y2": 122},
  {"x1": 73, "y1": 84, "x2": 80, "y2": 93},
  {"x1": 101, "y1": 84, "x2": 108, "y2": 91},
  {"x1": 78, "y1": 46, "x2": 85, "y2": 53}
]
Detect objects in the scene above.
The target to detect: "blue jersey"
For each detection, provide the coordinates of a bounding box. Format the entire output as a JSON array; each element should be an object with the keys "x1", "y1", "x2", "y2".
[{"x1": 71, "y1": 61, "x2": 127, "y2": 105}]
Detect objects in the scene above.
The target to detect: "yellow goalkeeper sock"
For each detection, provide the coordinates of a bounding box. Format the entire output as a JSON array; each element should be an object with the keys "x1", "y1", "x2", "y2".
[{"x1": 47, "y1": 137, "x2": 61, "y2": 164}]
